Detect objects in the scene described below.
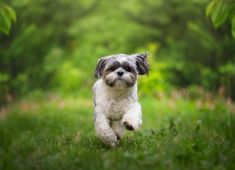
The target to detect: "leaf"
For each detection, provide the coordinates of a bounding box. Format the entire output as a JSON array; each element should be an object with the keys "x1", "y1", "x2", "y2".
[
  {"x1": 4, "y1": 5, "x2": 16, "y2": 22},
  {"x1": 0, "y1": 3, "x2": 16, "y2": 35},
  {"x1": 0, "y1": 9, "x2": 10, "y2": 34},
  {"x1": 211, "y1": 1, "x2": 230, "y2": 28},
  {"x1": 206, "y1": 1, "x2": 216, "y2": 17},
  {"x1": 232, "y1": 15, "x2": 235, "y2": 38}
]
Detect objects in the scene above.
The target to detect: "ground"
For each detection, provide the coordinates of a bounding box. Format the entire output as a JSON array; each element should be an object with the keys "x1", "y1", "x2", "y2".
[{"x1": 0, "y1": 91, "x2": 235, "y2": 170}]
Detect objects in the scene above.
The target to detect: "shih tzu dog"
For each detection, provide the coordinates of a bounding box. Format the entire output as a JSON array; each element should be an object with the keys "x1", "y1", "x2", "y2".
[{"x1": 92, "y1": 53, "x2": 149, "y2": 147}]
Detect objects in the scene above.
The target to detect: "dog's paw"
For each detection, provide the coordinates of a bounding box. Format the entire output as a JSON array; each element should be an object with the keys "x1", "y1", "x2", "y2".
[
  {"x1": 104, "y1": 134, "x2": 119, "y2": 147},
  {"x1": 123, "y1": 121, "x2": 134, "y2": 131},
  {"x1": 122, "y1": 115, "x2": 142, "y2": 131},
  {"x1": 101, "y1": 136, "x2": 119, "y2": 148},
  {"x1": 109, "y1": 140, "x2": 119, "y2": 148}
]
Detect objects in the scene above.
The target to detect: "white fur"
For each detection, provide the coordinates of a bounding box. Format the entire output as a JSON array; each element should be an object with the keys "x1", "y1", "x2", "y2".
[{"x1": 93, "y1": 79, "x2": 142, "y2": 147}]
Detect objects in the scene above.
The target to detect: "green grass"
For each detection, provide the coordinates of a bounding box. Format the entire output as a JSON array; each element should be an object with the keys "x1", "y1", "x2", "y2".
[{"x1": 0, "y1": 93, "x2": 235, "y2": 170}]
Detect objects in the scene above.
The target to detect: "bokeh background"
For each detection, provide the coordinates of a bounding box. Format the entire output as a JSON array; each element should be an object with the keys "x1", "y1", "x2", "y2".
[
  {"x1": 1, "y1": 0, "x2": 235, "y2": 102},
  {"x1": 0, "y1": 0, "x2": 235, "y2": 169}
]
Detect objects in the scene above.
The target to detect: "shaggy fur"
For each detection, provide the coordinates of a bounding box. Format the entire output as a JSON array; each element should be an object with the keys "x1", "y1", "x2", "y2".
[{"x1": 92, "y1": 53, "x2": 149, "y2": 147}]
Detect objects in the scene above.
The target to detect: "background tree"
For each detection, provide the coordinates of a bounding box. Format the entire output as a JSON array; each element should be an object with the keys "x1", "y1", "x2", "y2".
[{"x1": 1, "y1": 0, "x2": 235, "y2": 105}]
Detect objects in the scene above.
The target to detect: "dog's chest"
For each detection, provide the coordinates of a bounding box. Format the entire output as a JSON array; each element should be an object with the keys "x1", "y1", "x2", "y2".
[
  {"x1": 93, "y1": 79, "x2": 138, "y2": 120},
  {"x1": 104, "y1": 96, "x2": 131, "y2": 120}
]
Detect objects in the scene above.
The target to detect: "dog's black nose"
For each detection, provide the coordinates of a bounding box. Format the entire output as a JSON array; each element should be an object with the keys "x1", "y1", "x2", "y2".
[{"x1": 117, "y1": 71, "x2": 124, "y2": 76}]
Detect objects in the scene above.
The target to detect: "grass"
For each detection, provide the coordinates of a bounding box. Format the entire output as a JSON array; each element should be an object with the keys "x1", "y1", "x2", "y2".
[{"x1": 0, "y1": 91, "x2": 235, "y2": 170}]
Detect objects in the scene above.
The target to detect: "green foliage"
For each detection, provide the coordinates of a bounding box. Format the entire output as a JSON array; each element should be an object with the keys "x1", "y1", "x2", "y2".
[
  {"x1": 138, "y1": 43, "x2": 172, "y2": 95},
  {"x1": 0, "y1": 0, "x2": 235, "y2": 103},
  {"x1": 119, "y1": 0, "x2": 235, "y2": 96},
  {"x1": 219, "y1": 62, "x2": 235, "y2": 96},
  {"x1": 232, "y1": 15, "x2": 235, "y2": 37},
  {"x1": 219, "y1": 62, "x2": 235, "y2": 76},
  {"x1": 207, "y1": 0, "x2": 235, "y2": 37},
  {"x1": 0, "y1": 0, "x2": 99, "y2": 104},
  {"x1": 0, "y1": 2, "x2": 16, "y2": 34},
  {"x1": 53, "y1": 61, "x2": 87, "y2": 93}
]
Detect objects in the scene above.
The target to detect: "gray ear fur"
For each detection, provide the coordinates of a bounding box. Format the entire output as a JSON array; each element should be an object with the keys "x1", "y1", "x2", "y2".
[
  {"x1": 95, "y1": 57, "x2": 107, "y2": 78},
  {"x1": 135, "y1": 53, "x2": 149, "y2": 75}
]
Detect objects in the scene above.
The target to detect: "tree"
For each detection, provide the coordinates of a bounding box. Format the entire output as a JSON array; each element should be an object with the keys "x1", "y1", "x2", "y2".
[
  {"x1": 120, "y1": 0, "x2": 235, "y2": 98},
  {"x1": 0, "y1": 0, "x2": 98, "y2": 104}
]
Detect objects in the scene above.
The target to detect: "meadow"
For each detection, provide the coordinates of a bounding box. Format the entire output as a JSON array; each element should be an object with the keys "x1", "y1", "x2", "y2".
[{"x1": 1, "y1": 90, "x2": 234, "y2": 170}]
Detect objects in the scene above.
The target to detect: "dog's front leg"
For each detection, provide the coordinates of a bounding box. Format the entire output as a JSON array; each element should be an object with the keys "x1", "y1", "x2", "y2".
[
  {"x1": 95, "y1": 112, "x2": 118, "y2": 147},
  {"x1": 122, "y1": 103, "x2": 142, "y2": 131}
]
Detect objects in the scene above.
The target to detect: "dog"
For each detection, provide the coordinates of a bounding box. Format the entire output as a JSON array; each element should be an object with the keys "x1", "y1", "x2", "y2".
[{"x1": 92, "y1": 53, "x2": 149, "y2": 147}]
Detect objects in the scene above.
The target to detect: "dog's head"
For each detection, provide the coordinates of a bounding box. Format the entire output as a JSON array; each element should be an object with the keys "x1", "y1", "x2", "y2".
[{"x1": 95, "y1": 53, "x2": 149, "y2": 89}]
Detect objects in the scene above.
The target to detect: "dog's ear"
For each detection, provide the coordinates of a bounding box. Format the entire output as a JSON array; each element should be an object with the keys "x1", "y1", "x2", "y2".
[
  {"x1": 95, "y1": 57, "x2": 107, "y2": 78},
  {"x1": 135, "y1": 53, "x2": 149, "y2": 75}
]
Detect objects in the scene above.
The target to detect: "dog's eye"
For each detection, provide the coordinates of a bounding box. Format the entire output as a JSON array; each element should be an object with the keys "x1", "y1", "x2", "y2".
[
  {"x1": 109, "y1": 66, "x2": 117, "y2": 71},
  {"x1": 123, "y1": 66, "x2": 131, "y2": 72}
]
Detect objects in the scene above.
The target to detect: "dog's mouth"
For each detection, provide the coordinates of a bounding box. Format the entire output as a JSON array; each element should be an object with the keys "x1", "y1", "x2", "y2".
[
  {"x1": 116, "y1": 77, "x2": 124, "y2": 81},
  {"x1": 110, "y1": 78, "x2": 125, "y2": 87},
  {"x1": 105, "y1": 77, "x2": 135, "y2": 88}
]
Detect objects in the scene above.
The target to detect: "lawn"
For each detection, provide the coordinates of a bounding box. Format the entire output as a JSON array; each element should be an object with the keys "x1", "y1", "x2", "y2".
[{"x1": 0, "y1": 92, "x2": 235, "y2": 170}]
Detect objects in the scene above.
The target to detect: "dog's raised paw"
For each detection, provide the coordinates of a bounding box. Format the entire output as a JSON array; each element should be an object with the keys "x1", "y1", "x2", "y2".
[{"x1": 123, "y1": 121, "x2": 134, "y2": 131}]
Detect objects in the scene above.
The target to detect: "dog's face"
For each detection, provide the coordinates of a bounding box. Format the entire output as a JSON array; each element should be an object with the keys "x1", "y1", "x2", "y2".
[{"x1": 95, "y1": 53, "x2": 149, "y2": 89}]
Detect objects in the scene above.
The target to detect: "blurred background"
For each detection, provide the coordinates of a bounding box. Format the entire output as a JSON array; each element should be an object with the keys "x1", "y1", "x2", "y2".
[
  {"x1": 1, "y1": 1, "x2": 235, "y2": 169},
  {"x1": 0, "y1": 0, "x2": 235, "y2": 104}
]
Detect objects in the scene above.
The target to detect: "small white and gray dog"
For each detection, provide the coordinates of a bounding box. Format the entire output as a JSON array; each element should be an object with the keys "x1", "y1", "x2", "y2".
[{"x1": 92, "y1": 53, "x2": 149, "y2": 147}]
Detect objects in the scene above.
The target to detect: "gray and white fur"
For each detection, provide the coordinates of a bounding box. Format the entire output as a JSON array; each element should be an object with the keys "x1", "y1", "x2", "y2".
[{"x1": 92, "y1": 53, "x2": 149, "y2": 147}]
